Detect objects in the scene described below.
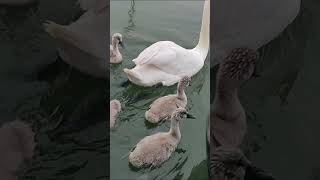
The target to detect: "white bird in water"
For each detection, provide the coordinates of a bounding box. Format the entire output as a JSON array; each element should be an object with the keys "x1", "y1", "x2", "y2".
[
  {"x1": 110, "y1": 33, "x2": 125, "y2": 64},
  {"x1": 123, "y1": 0, "x2": 210, "y2": 87},
  {"x1": 110, "y1": 99, "x2": 121, "y2": 128},
  {"x1": 129, "y1": 108, "x2": 189, "y2": 168},
  {"x1": 145, "y1": 76, "x2": 191, "y2": 123},
  {"x1": 44, "y1": 0, "x2": 108, "y2": 78},
  {"x1": 212, "y1": 0, "x2": 300, "y2": 67}
]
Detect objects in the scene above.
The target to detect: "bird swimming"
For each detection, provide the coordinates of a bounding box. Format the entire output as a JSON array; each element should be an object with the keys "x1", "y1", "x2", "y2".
[
  {"x1": 123, "y1": 0, "x2": 210, "y2": 87},
  {"x1": 145, "y1": 76, "x2": 191, "y2": 123},
  {"x1": 129, "y1": 108, "x2": 189, "y2": 168},
  {"x1": 110, "y1": 33, "x2": 125, "y2": 64}
]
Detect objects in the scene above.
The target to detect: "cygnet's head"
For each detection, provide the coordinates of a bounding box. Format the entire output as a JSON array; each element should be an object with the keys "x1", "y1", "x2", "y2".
[
  {"x1": 171, "y1": 108, "x2": 188, "y2": 121},
  {"x1": 112, "y1": 33, "x2": 124, "y2": 48},
  {"x1": 178, "y1": 76, "x2": 191, "y2": 89},
  {"x1": 219, "y1": 48, "x2": 258, "y2": 83}
]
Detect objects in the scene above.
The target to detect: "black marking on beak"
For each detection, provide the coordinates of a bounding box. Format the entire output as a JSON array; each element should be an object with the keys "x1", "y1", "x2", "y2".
[
  {"x1": 119, "y1": 41, "x2": 125, "y2": 49},
  {"x1": 186, "y1": 113, "x2": 196, "y2": 119}
]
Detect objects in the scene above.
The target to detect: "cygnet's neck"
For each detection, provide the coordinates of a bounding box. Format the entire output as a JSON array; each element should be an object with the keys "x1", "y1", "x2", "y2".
[
  {"x1": 192, "y1": 0, "x2": 210, "y2": 61},
  {"x1": 112, "y1": 39, "x2": 119, "y2": 51},
  {"x1": 177, "y1": 83, "x2": 187, "y2": 100},
  {"x1": 169, "y1": 119, "x2": 181, "y2": 140}
]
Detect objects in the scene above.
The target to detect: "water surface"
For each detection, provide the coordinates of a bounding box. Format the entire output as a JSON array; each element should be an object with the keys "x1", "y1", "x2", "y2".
[{"x1": 110, "y1": 1, "x2": 210, "y2": 179}]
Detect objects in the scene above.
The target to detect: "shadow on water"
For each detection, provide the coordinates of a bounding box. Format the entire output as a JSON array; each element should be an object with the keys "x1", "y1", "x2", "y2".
[{"x1": 0, "y1": 1, "x2": 108, "y2": 179}]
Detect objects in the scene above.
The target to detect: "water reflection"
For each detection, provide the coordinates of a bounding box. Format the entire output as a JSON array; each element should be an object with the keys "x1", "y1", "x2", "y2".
[{"x1": 123, "y1": 0, "x2": 135, "y2": 35}]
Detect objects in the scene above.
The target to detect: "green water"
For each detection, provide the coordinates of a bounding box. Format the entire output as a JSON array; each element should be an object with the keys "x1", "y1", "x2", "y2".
[{"x1": 110, "y1": 1, "x2": 210, "y2": 179}]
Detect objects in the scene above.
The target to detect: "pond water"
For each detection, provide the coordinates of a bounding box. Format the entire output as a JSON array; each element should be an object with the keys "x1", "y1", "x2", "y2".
[{"x1": 110, "y1": 1, "x2": 210, "y2": 179}]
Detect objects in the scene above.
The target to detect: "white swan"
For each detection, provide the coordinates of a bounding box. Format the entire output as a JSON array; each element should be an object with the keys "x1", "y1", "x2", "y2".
[
  {"x1": 110, "y1": 33, "x2": 124, "y2": 64},
  {"x1": 211, "y1": 48, "x2": 258, "y2": 147},
  {"x1": 110, "y1": 99, "x2": 121, "y2": 128},
  {"x1": 44, "y1": 0, "x2": 108, "y2": 78},
  {"x1": 123, "y1": 0, "x2": 210, "y2": 87},
  {"x1": 145, "y1": 76, "x2": 191, "y2": 123},
  {"x1": 129, "y1": 108, "x2": 188, "y2": 168},
  {"x1": 212, "y1": 0, "x2": 300, "y2": 66}
]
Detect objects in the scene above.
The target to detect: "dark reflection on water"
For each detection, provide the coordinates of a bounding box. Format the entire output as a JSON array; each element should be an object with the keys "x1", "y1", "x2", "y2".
[
  {"x1": 210, "y1": 0, "x2": 320, "y2": 179},
  {"x1": 0, "y1": 1, "x2": 108, "y2": 180}
]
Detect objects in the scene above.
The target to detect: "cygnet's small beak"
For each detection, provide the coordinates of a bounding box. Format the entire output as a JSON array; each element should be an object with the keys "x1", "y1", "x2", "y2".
[
  {"x1": 119, "y1": 41, "x2": 126, "y2": 49},
  {"x1": 186, "y1": 113, "x2": 196, "y2": 119}
]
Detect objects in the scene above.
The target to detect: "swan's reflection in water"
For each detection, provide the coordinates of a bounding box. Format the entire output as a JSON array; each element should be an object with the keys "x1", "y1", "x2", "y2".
[{"x1": 123, "y1": 0, "x2": 136, "y2": 35}]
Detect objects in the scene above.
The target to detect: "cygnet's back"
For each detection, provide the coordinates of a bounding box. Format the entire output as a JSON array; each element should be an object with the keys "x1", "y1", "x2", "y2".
[
  {"x1": 129, "y1": 108, "x2": 187, "y2": 168},
  {"x1": 145, "y1": 76, "x2": 191, "y2": 123}
]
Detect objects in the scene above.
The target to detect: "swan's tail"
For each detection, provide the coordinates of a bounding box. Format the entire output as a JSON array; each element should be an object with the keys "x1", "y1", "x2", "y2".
[{"x1": 123, "y1": 68, "x2": 142, "y2": 83}]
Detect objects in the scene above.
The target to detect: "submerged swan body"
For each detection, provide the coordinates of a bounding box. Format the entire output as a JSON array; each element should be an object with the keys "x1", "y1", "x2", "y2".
[
  {"x1": 110, "y1": 33, "x2": 124, "y2": 64},
  {"x1": 44, "y1": 0, "x2": 108, "y2": 78},
  {"x1": 110, "y1": 100, "x2": 121, "y2": 128},
  {"x1": 212, "y1": 0, "x2": 300, "y2": 66},
  {"x1": 124, "y1": 0, "x2": 210, "y2": 87},
  {"x1": 129, "y1": 108, "x2": 187, "y2": 168},
  {"x1": 0, "y1": 120, "x2": 35, "y2": 180},
  {"x1": 145, "y1": 76, "x2": 191, "y2": 123},
  {"x1": 211, "y1": 48, "x2": 258, "y2": 147}
]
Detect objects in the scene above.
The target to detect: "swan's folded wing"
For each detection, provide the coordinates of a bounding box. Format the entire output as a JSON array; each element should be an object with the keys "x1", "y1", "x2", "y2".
[{"x1": 132, "y1": 42, "x2": 178, "y2": 70}]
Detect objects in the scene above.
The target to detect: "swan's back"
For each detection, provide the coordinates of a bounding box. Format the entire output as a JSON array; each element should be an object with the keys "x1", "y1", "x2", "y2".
[
  {"x1": 147, "y1": 95, "x2": 186, "y2": 121},
  {"x1": 133, "y1": 41, "x2": 204, "y2": 76},
  {"x1": 129, "y1": 132, "x2": 178, "y2": 168}
]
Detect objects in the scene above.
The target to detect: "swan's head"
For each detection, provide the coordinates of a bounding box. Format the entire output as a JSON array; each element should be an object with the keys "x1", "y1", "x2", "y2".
[
  {"x1": 171, "y1": 108, "x2": 188, "y2": 121},
  {"x1": 178, "y1": 76, "x2": 191, "y2": 89},
  {"x1": 218, "y1": 48, "x2": 258, "y2": 87},
  {"x1": 112, "y1": 33, "x2": 125, "y2": 48}
]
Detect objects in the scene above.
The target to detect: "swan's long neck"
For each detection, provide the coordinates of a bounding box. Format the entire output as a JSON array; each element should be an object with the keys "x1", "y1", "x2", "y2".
[
  {"x1": 177, "y1": 82, "x2": 186, "y2": 100},
  {"x1": 193, "y1": 0, "x2": 210, "y2": 61},
  {"x1": 169, "y1": 119, "x2": 181, "y2": 140}
]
